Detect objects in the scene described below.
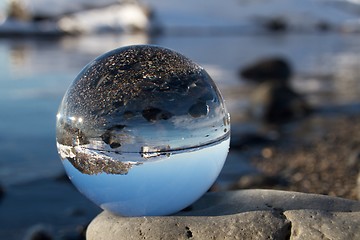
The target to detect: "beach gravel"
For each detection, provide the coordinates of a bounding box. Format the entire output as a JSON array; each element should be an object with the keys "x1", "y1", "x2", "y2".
[{"x1": 250, "y1": 114, "x2": 360, "y2": 200}]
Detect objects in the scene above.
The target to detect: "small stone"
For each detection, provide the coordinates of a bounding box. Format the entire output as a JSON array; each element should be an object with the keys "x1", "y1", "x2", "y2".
[
  {"x1": 142, "y1": 107, "x2": 173, "y2": 122},
  {"x1": 347, "y1": 150, "x2": 360, "y2": 170},
  {"x1": 261, "y1": 147, "x2": 275, "y2": 158},
  {"x1": 188, "y1": 101, "x2": 209, "y2": 118},
  {"x1": 23, "y1": 224, "x2": 53, "y2": 240}
]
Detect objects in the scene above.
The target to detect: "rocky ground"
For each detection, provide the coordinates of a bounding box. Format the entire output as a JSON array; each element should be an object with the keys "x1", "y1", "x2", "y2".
[{"x1": 229, "y1": 111, "x2": 360, "y2": 201}]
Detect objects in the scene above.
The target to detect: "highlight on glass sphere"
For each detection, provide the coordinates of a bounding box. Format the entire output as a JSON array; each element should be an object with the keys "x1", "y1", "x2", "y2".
[{"x1": 56, "y1": 45, "x2": 230, "y2": 216}]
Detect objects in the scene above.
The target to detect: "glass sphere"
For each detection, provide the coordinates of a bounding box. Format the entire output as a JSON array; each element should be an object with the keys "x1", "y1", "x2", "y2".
[{"x1": 56, "y1": 45, "x2": 230, "y2": 216}]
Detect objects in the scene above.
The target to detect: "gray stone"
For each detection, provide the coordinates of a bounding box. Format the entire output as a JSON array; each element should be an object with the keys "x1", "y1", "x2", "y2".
[
  {"x1": 177, "y1": 189, "x2": 360, "y2": 216},
  {"x1": 87, "y1": 189, "x2": 360, "y2": 240},
  {"x1": 87, "y1": 210, "x2": 290, "y2": 240},
  {"x1": 285, "y1": 210, "x2": 360, "y2": 240}
]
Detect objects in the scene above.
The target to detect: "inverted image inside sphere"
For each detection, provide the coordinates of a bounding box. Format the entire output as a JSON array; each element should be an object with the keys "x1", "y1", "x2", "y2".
[
  {"x1": 56, "y1": 45, "x2": 230, "y2": 154},
  {"x1": 56, "y1": 45, "x2": 231, "y2": 216}
]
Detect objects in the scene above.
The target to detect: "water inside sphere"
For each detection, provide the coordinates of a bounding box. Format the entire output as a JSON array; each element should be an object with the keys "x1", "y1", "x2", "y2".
[{"x1": 56, "y1": 45, "x2": 230, "y2": 216}]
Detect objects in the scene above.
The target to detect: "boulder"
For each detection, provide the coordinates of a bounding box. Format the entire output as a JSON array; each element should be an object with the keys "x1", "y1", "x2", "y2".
[
  {"x1": 88, "y1": 210, "x2": 290, "y2": 240},
  {"x1": 87, "y1": 189, "x2": 360, "y2": 239},
  {"x1": 239, "y1": 57, "x2": 292, "y2": 83},
  {"x1": 239, "y1": 57, "x2": 312, "y2": 125}
]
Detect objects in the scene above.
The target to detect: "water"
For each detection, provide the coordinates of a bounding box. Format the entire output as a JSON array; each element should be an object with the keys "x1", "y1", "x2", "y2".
[{"x1": 62, "y1": 138, "x2": 229, "y2": 216}]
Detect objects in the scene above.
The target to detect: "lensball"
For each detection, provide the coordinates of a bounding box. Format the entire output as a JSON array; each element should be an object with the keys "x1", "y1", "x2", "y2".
[{"x1": 56, "y1": 45, "x2": 230, "y2": 216}]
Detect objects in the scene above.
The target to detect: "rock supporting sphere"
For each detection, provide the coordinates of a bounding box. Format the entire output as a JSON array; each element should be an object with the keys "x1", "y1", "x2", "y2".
[{"x1": 56, "y1": 45, "x2": 230, "y2": 216}]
